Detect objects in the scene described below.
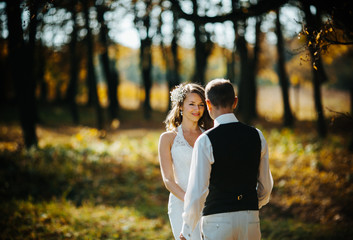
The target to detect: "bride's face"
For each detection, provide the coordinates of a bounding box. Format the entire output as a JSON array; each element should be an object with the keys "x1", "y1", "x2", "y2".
[{"x1": 181, "y1": 92, "x2": 205, "y2": 122}]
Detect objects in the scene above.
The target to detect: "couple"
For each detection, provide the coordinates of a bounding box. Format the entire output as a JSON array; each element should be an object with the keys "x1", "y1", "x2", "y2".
[{"x1": 158, "y1": 79, "x2": 273, "y2": 240}]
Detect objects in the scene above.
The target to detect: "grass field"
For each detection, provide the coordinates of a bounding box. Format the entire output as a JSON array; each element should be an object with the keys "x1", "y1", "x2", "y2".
[{"x1": 1, "y1": 85, "x2": 352, "y2": 239}]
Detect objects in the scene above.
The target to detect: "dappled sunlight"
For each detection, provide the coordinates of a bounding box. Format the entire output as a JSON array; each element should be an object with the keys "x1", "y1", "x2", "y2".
[
  {"x1": 3, "y1": 120, "x2": 350, "y2": 238},
  {"x1": 1, "y1": 120, "x2": 353, "y2": 239},
  {"x1": 0, "y1": 126, "x2": 172, "y2": 239},
  {"x1": 260, "y1": 126, "x2": 353, "y2": 224},
  {"x1": 0, "y1": 90, "x2": 352, "y2": 239},
  {"x1": 2, "y1": 0, "x2": 353, "y2": 238},
  {"x1": 34, "y1": 125, "x2": 162, "y2": 164},
  {"x1": 1, "y1": 199, "x2": 171, "y2": 239}
]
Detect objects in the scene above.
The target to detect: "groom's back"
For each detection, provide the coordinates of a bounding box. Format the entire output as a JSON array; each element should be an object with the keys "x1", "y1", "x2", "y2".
[{"x1": 203, "y1": 122, "x2": 261, "y2": 216}]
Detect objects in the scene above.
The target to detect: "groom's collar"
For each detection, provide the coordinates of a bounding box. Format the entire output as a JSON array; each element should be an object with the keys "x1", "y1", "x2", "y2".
[{"x1": 214, "y1": 113, "x2": 238, "y2": 127}]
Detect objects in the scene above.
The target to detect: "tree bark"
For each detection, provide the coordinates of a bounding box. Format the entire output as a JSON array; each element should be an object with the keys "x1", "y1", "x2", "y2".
[
  {"x1": 234, "y1": 20, "x2": 251, "y2": 123},
  {"x1": 226, "y1": 50, "x2": 236, "y2": 84},
  {"x1": 275, "y1": 8, "x2": 294, "y2": 127},
  {"x1": 83, "y1": 0, "x2": 104, "y2": 129},
  {"x1": 190, "y1": 0, "x2": 213, "y2": 86},
  {"x1": 140, "y1": 37, "x2": 153, "y2": 119},
  {"x1": 349, "y1": 85, "x2": 353, "y2": 116},
  {"x1": 135, "y1": 0, "x2": 153, "y2": 119},
  {"x1": 6, "y1": 0, "x2": 38, "y2": 148},
  {"x1": 247, "y1": 16, "x2": 262, "y2": 121},
  {"x1": 159, "y1": 8, "x2": 180, "y2": 111},
  {"x1": 37, "y1": 41, "x2": 47, "y2": 104},
  {"x1": 302, "y1": 2, "x2": 327, "y2": 137},
  {"x1": 171, "y1": 16, "x2": 181, "y2": 89},
  {"x1": 97, "y1": 2, "x2": 119, "y2": 121},
  {"x1": 192, "y1": 0, "x2": 202, "y2": 85},
  {"x1": 28, "y1": 0, "x2": 42, "y2": 124},
  {"x1": 169, "y1": 11, "x2": 181, "y2": 98},
  {"x1": 67, "y1": 0, "x2": 80, "y2": 124}
]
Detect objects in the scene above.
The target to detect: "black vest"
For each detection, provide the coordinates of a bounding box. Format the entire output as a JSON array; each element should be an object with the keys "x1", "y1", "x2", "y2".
[{"x1": 203, "y1": 122, "x2": 261, "y2": 216}]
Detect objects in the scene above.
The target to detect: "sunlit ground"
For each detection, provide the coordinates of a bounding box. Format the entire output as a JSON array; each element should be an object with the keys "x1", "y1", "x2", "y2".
[{"x1": 0, "y1": 85, "x2": 352, "y2": 239}]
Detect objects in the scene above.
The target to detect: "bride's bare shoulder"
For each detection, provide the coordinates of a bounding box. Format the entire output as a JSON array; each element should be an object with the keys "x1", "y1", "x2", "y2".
[{"x1": 160, "y1": 129, "x2": 178, "y2": 144}]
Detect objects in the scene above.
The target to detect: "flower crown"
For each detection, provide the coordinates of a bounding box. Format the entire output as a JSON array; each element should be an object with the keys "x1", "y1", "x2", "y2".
[{"x1": 170, "y1": 84, "x2": 187, "y2": 104}]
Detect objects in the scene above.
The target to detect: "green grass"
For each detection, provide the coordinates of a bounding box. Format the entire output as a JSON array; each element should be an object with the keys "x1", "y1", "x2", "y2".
[
  {"x1": 0, "y1": 128, "x2": 173, "y2": 239},
  {"x1": 1, "y1": 105, "x2": 353, "y2": 239}
]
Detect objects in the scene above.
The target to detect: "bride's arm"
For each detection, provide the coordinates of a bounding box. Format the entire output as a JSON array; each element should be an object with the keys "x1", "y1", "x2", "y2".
[{"x1": 158, "y1": 132, "x2": 186, "y2": 201}]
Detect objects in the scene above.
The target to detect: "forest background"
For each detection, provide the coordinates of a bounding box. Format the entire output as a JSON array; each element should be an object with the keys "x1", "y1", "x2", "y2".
[{"x1": 1, "y1": 0, "x2": 353, "y2": 239}]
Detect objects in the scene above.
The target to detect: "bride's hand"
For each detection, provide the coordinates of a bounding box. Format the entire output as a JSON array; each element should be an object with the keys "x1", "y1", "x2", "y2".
[{"x1": 179, "y1": 233, "x2": 186, "y2": 240}]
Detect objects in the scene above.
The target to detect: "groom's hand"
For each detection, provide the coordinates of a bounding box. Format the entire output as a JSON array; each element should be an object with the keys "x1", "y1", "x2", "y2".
[{"x1": 179, "y1": 233, "x2": 186, "y2": 240}]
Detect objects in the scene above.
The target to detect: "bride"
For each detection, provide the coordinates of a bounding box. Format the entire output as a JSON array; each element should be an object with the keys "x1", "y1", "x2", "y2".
[{"x1": 158, "y1": 83, "x2": 213, "y2": 239}]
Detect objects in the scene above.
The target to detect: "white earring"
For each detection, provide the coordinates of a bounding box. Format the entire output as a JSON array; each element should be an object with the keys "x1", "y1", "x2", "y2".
[{"x1": 180, "y1": 110, "x2": 183, "y2": 116}]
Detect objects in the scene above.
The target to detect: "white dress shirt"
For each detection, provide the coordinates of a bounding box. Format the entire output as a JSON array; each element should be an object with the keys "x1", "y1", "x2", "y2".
[{"x1": 181, "y1": 113, "x2": 273, "y2": 239}]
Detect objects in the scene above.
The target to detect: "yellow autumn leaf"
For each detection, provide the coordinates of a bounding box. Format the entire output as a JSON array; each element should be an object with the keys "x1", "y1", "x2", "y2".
[
  {"x1": 316, "y1": 32, "x2": 321, "y2": 41},
  {"x1": 76, "y1": 133, "x2": 83, "y2": 141}
]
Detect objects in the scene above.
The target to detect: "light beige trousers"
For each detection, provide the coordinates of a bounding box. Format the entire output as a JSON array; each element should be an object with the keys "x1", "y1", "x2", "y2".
[{"x1": 200, "y1": 210, "x2": 261, "y2": 240}]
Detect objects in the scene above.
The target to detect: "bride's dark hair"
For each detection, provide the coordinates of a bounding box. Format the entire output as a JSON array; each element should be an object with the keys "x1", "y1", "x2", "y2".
[{"x1": 164, "y1": 83, "x2": 213, "y2": 131}]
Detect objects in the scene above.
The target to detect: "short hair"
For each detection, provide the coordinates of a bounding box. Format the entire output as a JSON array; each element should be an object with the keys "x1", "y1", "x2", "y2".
[{"x1": 205, "y1": 79, "x2": 235, "y2": 108}]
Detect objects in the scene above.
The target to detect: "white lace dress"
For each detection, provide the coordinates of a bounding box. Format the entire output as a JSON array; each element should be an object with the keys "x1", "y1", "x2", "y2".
[{"x1": 168, "y1": 125, "x2": 202, "y2": 240}]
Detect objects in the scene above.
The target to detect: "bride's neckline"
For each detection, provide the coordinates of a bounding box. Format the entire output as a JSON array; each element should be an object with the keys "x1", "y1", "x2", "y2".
[
  {"x1": 178, "y1": 124, "x2": 203, "y2": 148},
  {"x1": 178, "y1": 125, "x2": 193, "y2": 148}
]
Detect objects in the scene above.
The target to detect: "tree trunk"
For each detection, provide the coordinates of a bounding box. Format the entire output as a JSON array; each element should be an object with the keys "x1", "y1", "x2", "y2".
[
  {"x1": 275, "y1": 8, "x2": 294, "y2": 127},
  {"x1": 84, "y1": 1, "x2": 94, "y2": 107},
  {"x1": 226, "y1": 50, "x2": 236, "y2": 84},
  {"x1": 192, "y1": 0, "x2": 202, "y2": 85},
  {"x1": 302, "y1": 3, "x2": 327, "y2": 137},
  {"x1": 83, "y1": 0, "x2": 104, "y2": 129},
  {"x1": 235, "y1": 20, "x2": 252, "y2": 123},
  {"x1": 170, "y1": 10, "x2": 181, "y2": 97},
  {"x1": 133, "y1": 1, "x2": 153, "y2": 119},
  {"x1": 28, "y1": 0, "x2": 41, "y2": 121},
  {"x1": 140, "y1": 37, "x2": 153, "y2": 119},
  {"x1": 97, "y1": 2, "x2": 119, "y2": 121},
  {"x1": 191, "y1": 0, "x2": 212, "y2": 86},
  {"x1": 37, "y1": 41, "x2": 47, "y2": 104},
  {"x1": 160, "y1": 7, "x2": 180, "y2": 110},
  {"x1": 160, "y1": 40, "x2": 172, "y2": 110},
  {"x1": 247, "y1": 16, "x2": 262, "y2": 121},
  {"x1": 349, "y1": 84, "x2": 353, "y2": 152},
  {"x1": 6, "y1": 0, "x2": 38, "y2": 148},
  {"x1": 349, "y1": 84, "x2": 353, "y2": 116},
  {"x1": 67, "y1": 0, "x2": 80, "y2": 124},
  {"x1": 193, "y1": 26, "x2": 205, "y2": 86}
]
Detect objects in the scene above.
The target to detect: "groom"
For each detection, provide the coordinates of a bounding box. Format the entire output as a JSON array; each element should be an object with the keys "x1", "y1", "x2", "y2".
[{"x1": 180, "y1": 79, "x2": 273, "y2": 240}]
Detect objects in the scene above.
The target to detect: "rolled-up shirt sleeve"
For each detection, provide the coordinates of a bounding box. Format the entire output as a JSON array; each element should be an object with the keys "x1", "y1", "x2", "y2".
[
  {"x1": 256, "y1": 129, "x2": 273, "y2": 209},
  {"x1": 181, "y1": 134, "x2": 213, "y2": 239}
]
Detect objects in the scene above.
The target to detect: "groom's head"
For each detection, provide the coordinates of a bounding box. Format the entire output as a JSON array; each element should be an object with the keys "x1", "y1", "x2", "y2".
[{"x1": 205, "y1": 79, "x2": 237, "y2": 119}]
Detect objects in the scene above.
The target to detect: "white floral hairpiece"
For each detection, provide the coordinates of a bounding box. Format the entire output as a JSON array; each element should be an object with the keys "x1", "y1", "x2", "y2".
[{"x1": 170, "y1": 84, "x2": 187, "y2": 104}]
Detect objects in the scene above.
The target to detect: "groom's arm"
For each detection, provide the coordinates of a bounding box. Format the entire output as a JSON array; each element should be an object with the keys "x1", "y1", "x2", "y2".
[
  {"x1": 181, "y1": 134, "x2": 213, "y2": 239},
  {"x1": 256, "y1": 129, "x2": 273, "y2": 208}
]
